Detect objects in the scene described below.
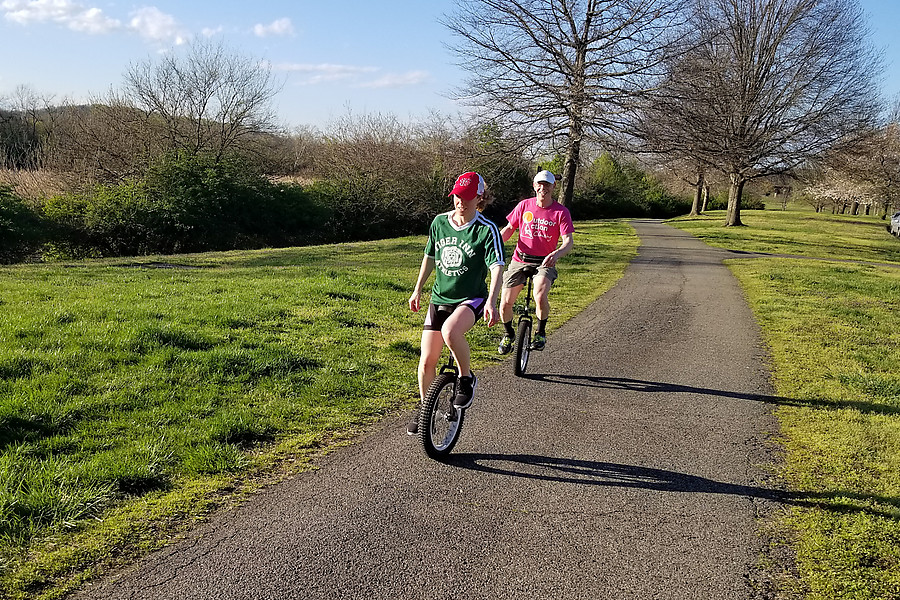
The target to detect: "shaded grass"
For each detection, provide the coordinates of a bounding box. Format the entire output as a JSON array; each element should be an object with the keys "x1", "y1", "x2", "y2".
[
  {"x1": 0, "y1": 219, "x2": 638, "y2": 599},
  {"x1": 672, "y1": 209, "x2": 900, "y2": 599}
]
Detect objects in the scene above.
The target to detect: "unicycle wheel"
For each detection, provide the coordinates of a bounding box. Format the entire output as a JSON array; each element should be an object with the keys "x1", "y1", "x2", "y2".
[
  {"x1": 419, "y1": 372, "x2": 464, "y2": 459},
  {"x1": 514, "y1": 318, "x2": 532, "y2": 377}
]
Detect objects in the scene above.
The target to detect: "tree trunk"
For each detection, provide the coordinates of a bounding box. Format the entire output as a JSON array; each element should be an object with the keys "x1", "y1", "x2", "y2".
[
  {"x1": 725, "y1": 173, "x2": 744, "y2": 226},
  {"x1": 559, "y1": 128, "x2": 582, "y2": 207},
  {"x1": 559, "y1": 38, "x2": 587, "y2": 208},
  {"x1": 701, "y1": 182, "x2": 710, "y2": 212},
  {"x1": 689, "y1": 172, "x2": 704, "y2": 216}
]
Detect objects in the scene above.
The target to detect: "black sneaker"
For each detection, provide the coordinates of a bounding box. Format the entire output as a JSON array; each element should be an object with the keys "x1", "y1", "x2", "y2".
[
  {"x1": 498, "y1": 335, "x2": 513, "y2": 355},
  {"x1": 453, "y1": 373, "x2": 477, "y2": 409},
  {"x1": 406, "y1": 409, "x2": 419, "y2": 435},
  {"x1": 532, "y1": 335, "x2": 546, "y2": 351}
]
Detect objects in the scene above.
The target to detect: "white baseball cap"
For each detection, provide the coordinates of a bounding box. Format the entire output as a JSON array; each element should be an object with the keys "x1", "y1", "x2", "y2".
[{"x1": 534, "y1": 170, "x2": 556, "y2": 185}]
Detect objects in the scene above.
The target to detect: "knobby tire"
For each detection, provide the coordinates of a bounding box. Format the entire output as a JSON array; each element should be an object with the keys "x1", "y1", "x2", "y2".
[{"x1": 419, "y1": 372, "x2": 464, "y2": 459}]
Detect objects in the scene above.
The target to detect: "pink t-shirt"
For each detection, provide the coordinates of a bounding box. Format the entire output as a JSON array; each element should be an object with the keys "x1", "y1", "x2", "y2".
[{"x1": 506, "y1": 197, "x2": 574, "y2": 262}]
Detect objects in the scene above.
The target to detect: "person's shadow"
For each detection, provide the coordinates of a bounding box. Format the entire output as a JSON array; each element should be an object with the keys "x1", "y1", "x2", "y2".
[
  {"x1": 443, "y1": 452, "x2": 900, "y2": 520},
  {"x1": 523, "y1": 373, "x2": 900, "y2": 417},
  {"x1": 444, "y1": 372, "x2": 900, "y2": 519}
]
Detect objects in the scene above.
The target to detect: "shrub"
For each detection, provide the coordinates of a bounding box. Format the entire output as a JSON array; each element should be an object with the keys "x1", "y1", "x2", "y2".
[
  {"x1": 0, "y1": 185, "x2": 46, "y2": 263},
  {"x1": 41, "y1": 152, "x2": 330, "y2": 258},
  {"x1": 570, "y1": 153, "x2": 690, "y2": 219},
  {"x1": 706, "y1": 192, "x2": 766, "y2": 211},
  {"x1": 42, "y1": 180, "x2": 161, "y2": 258},
  {"x1": 141, "y1": 152, "x2": 329, "y2": 252}
]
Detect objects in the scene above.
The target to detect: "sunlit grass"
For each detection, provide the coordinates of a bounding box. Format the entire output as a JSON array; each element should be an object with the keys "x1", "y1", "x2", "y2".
[
  {"x1": 0, "y1": 220, "x2": 638, "y2": 599},
  {"x1": 671, "y1": 208, "x2": 900, "y2": 264},
  {"x1": 673, "y1": 208, "x2": 900, "y2": 599}
]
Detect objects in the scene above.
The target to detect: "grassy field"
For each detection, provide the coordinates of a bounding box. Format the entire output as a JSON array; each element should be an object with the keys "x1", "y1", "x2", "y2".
[
  {"x1": 672, "y1": 208, "x2": 900, "y2": 599},
  {"x1": 0, "y1": 220, "x2": 639, "y2": 599},
  {"x1": 6, "y1": 204, "x2": 900, "y2": 599}
]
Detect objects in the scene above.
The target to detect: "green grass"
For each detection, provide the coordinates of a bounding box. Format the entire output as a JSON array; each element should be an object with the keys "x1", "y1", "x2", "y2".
[
  {"x1": 672, "y1": 208, "x2": 900, "y2": 599},
  {"x1": 0, "y1": 220, "x2": 638, "y2": 599},
  {"x1": 672, "y1": 207, "x2": 900, "y2": 264}
]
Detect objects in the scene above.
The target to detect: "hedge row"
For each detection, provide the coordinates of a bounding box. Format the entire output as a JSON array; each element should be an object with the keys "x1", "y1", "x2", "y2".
[{"x1": 1, "y1": 152, "x2": 691, "y2": 263}]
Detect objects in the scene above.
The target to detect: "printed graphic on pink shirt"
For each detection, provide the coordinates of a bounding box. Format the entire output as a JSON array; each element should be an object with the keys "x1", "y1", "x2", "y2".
[{"x1": 507, "y1": 197, "x2": 573, "y2": 261}]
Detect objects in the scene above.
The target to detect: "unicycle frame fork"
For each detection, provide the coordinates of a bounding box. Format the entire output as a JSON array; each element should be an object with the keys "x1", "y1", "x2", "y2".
[
  {"x1": 437, "y1": 351, "x2": 463, "y2": 418},
  {"x1": 515, "y1": 266, "x2": 537, "y2": 342},
  {"x1": 438, "y1": 354, "x2": 459, "y2": 388}
]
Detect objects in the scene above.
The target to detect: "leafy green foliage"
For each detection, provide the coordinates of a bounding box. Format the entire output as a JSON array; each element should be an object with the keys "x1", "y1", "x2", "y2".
[
  {"x1": 0, "y1": 185, "x2": 44, "y2": 263},
  {"x1": 537, "y1": 154, "x2": 565, "y2": 177},
  {"x1": 571, "y1": 152, "x2": 690, "y2": 218},
  {"x1": 41, "y1": 152, "x2": 329, "y2": 257}
]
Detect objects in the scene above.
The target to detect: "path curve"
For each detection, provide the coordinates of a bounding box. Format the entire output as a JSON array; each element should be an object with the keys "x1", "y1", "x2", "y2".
[{"x1": 74, "y1": 219, "x2": 780, "y2": 600}]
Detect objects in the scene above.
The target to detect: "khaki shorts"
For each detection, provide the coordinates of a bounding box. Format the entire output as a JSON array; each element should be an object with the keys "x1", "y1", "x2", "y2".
[{"x1": 502, "y1": 260, "x2": 558, "y2": 288}]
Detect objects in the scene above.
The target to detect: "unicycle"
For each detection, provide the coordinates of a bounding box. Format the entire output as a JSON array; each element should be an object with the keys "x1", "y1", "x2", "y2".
[
  {"x1": 419, "y1": 352, "x2": 465, "y2": 459},
  {"x1": 513, "y1": 264, "x2": 539, "y2": 377}
]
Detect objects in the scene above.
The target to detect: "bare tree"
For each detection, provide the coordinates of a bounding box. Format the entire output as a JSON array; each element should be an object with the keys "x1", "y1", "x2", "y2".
[
  {"x1": 0, "y1": 85, "x2": 61, "y2": 170},
  {"x1": 855, "y1": 98, "x2": 900, "y2": 218},
  {"x1": 444, "y1": 0, "x2": 687, "y2": 205},
  {"x1": 121, "y1": 38, "x2": 282, "y2": 161},
  {"x1": 638, "y1": 0, "x2": 881, "y2": 226},
  {"x1": 797, "y1": 98, "x2": 900, "y2": 220}
]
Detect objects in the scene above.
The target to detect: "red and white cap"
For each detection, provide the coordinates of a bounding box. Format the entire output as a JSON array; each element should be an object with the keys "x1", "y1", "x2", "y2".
[{"x1": 449, "y1": 172, "x2": 485, "y2": 201}]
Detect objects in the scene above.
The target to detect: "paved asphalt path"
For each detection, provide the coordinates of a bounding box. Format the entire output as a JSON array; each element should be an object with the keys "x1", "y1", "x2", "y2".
[{"x1": 74, "y1": 220, "x2": 780, "y2": 600}]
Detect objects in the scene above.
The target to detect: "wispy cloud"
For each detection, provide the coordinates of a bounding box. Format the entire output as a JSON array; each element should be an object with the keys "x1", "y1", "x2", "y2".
[
  {"x1": 272, "y1": 62, "x2": 379, "y2": 85},
  {"x1": 1, "y1": 0, "x2": 121, "y2": 34},
  {"x1": 273, "y1": 63, "x2": 429, "y2": 89},
  {"x1": 357, "y1": 70, "x2": 430, "y2": 89},
  {"x1": 1, "y1": 1, "x2": 187, "y2": 45},
  {"x1": 253, "y1": 17, "x2": 293, "y2": 38}
]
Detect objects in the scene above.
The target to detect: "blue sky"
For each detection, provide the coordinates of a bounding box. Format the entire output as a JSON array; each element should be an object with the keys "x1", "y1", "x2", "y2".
[{"x1": 1, "y1": 0, "x2": 898, "y2": 130}]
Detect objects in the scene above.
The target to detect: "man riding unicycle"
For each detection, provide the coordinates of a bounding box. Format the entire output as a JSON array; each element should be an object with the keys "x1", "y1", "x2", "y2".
[{"x1": 497, "y1": 170, "x2": 574, "y2": 355}]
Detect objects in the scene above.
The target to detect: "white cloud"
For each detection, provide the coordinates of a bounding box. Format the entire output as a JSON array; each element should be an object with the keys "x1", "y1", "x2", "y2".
[
  {"x1": 2, "y1": 0, "x2": 121, "y2": 34},
  {"x1": 201, "y1": 25, "x2": 223, "y2": 38},
  {"x1": 2, "y1": 1, "x2": 187, "y2": 45},
  {"x1": 253, "y1": 17, "x2": 293, "y2": 38},
  {"x1": 129, "y1": 7, "x2": 188, "y2": 45},
  {"x1": 357, "y1": 70, "x2": 429, "y2": 89}
]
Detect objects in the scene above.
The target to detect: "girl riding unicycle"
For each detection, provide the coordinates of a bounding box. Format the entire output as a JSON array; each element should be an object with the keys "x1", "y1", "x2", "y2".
[{"x1": 407, "y1": 172, "x2": 504, "y2": 459}]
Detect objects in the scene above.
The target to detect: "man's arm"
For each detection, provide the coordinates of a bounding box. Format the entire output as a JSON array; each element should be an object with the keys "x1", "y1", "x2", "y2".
[
  {"x1": 500, "y1": 224, "x2": 515, "y2": 243},
  {"x1": 542, "y1": 233, "x2": 574, "y2": 268}
]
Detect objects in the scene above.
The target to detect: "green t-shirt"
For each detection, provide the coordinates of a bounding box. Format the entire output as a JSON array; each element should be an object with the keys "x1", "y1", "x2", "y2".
[{"x1": 424, "y1": 211, "x2": 504, "y2": 305}]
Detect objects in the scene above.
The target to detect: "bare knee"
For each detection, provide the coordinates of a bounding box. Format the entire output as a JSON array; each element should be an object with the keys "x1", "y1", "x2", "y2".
[{"x1": 419, "y1": 352, "x2": 440, "y2": 374}]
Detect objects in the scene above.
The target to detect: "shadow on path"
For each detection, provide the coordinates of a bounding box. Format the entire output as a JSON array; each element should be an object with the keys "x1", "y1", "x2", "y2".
[
  {"x1": 444, "y1": 452, "x2": 900, "y2": 520},
  {"x1": 524, "y1": 373, "x2": 900, "y2": 417}
]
